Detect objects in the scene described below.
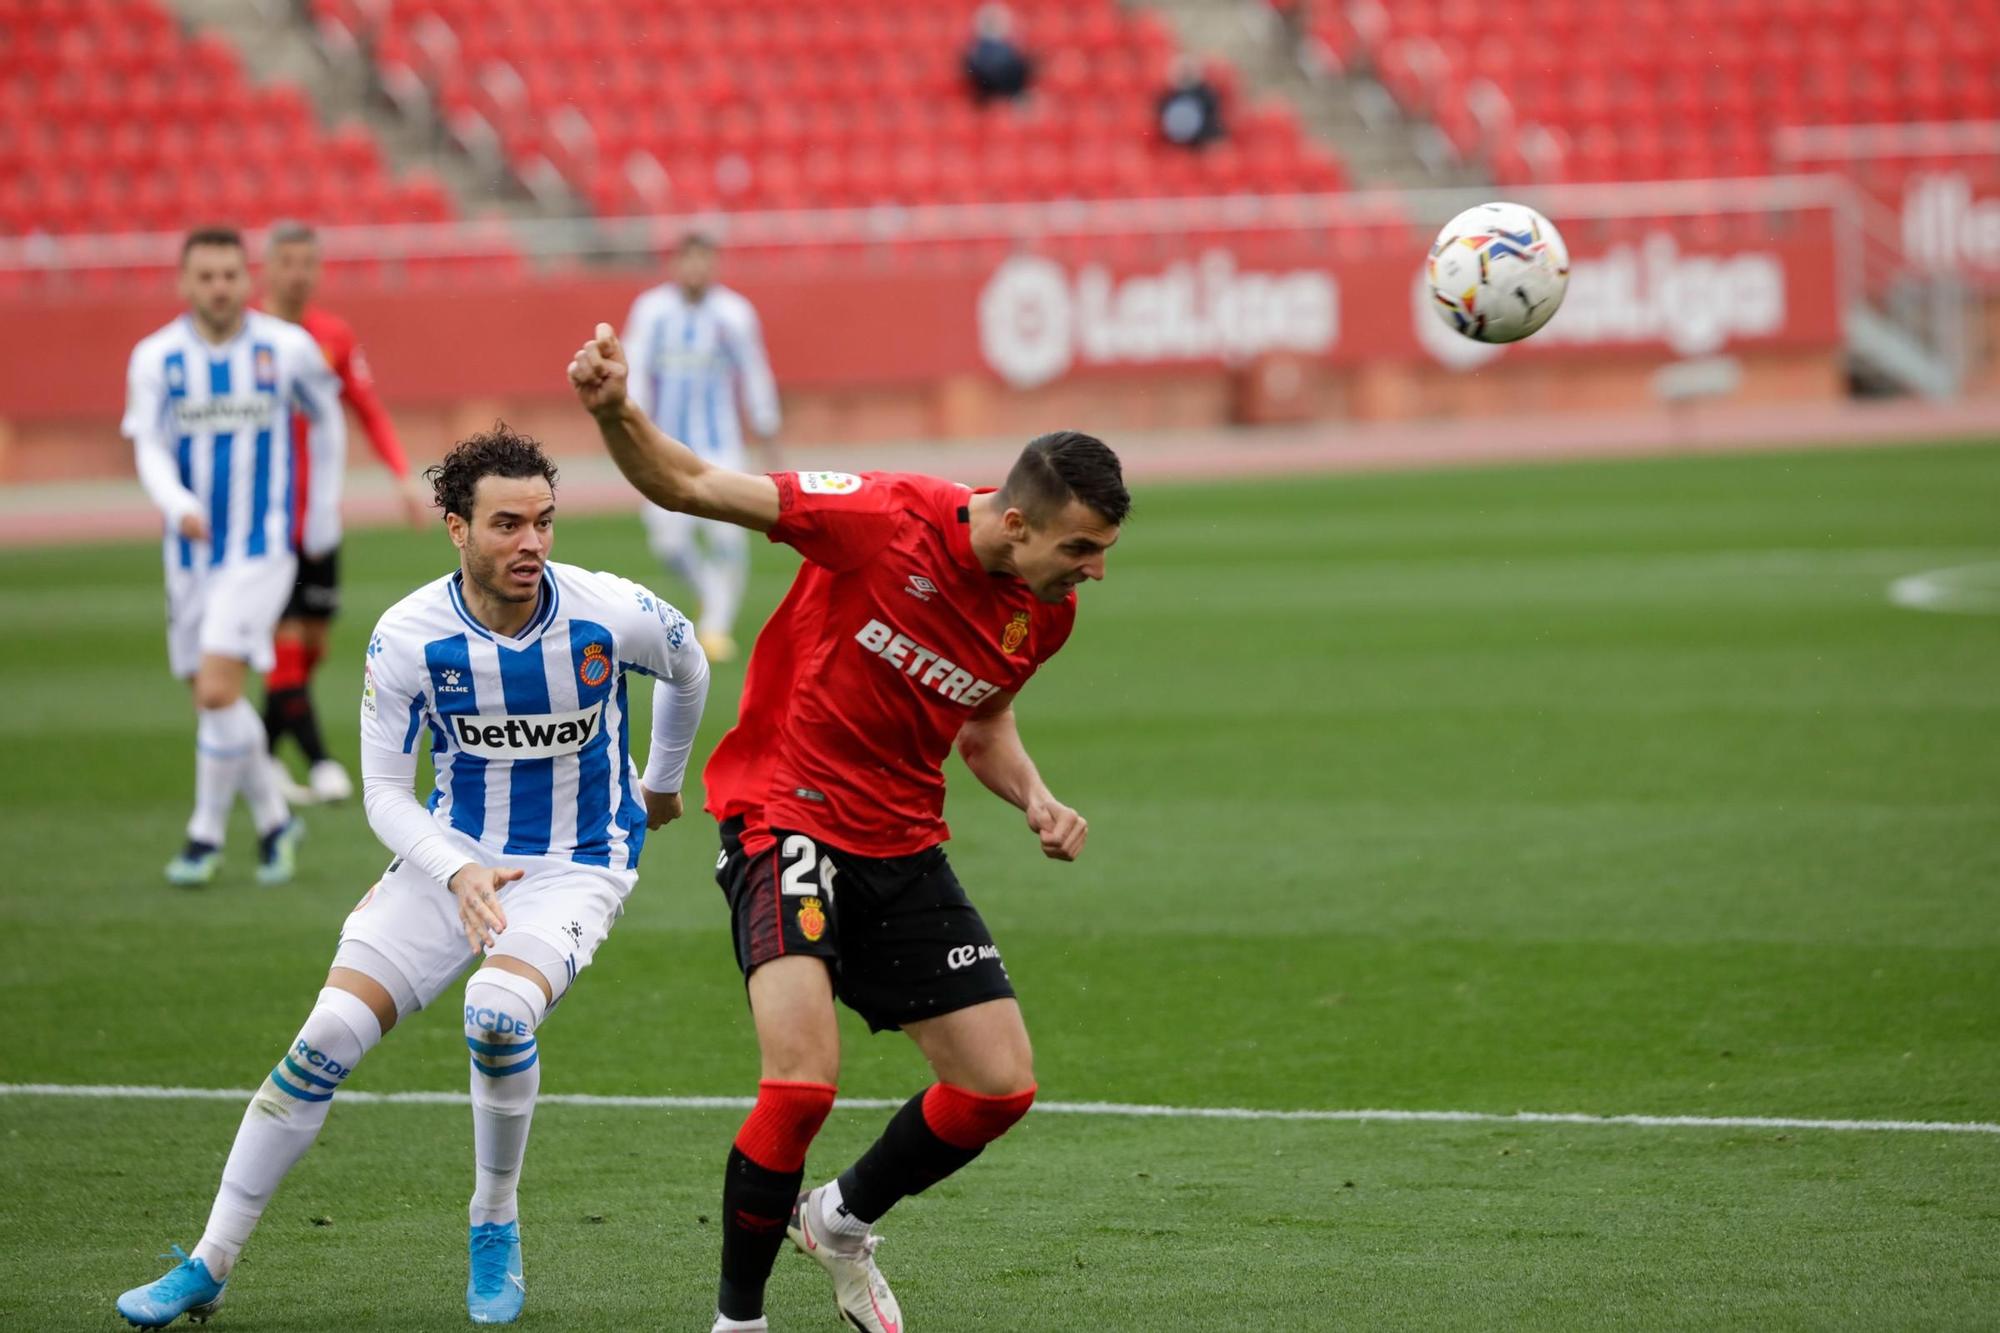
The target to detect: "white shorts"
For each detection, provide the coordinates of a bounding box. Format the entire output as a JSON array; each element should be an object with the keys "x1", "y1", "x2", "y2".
[
  {"x1": 640, "y1": 501, "x2": 750, "y2": 560},
  {"x1": 337, "y1": 845, "x2": 635, "y2": 1013},
  {"x1": 164, "y1": 553, "x2": 297, "y2": 679}
]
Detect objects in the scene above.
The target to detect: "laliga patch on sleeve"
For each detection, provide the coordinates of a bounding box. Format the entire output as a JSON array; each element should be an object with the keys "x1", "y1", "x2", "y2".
[
  {"x1": 798, "y1": 471, "x2": 863, "y2": 495},
  {"x1": 361, "y1": 664, "x2": 378, "y2": 717}
]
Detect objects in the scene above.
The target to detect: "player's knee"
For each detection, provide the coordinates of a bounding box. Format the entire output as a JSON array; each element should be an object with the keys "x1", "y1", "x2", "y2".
[
  {"x1": 734, "y1": 1078, "x2": 838, "y2": 1173},
  {"x1": 923, "y1": 1082, "x2": 1038, "y2": 1150},
  {"x1": 464, "y1": 968, "x2": 547, "y2": 1097}
]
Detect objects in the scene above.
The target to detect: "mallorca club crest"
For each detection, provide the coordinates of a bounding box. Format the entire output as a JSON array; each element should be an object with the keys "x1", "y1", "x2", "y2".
[
  {"x1": 797, "y1": 896, "x2": 827, "y2": 942},
  {"x1": 578, "y1": 642, "x2": 612, "y2": 689},
  {"x1": 1000, "y1": 610, "x2": 1030, "y2": 655}
]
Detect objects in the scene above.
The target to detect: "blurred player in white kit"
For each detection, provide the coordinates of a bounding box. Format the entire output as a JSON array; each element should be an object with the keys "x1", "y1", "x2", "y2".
[
  {"x1": 620, "y1": 232, "x2": 781, "y2": 663},
  {"x1": 123, "y1": 225, "x2": 346, "y2": 888}
]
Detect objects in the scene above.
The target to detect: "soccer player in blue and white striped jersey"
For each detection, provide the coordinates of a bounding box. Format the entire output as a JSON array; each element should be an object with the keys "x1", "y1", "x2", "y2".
[
  {"x1": 622, "y1": 233, "x2": 781, "y2": 663},
  {"x1": 115, "y1": 425, "x2": 709, "y2": 1330},
  {"x1": 122, "y1": 227, "x2": 348, "y2": 888}
]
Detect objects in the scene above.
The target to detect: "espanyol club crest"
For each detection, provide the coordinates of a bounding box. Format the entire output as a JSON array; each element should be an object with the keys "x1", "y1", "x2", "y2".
[
  {"x1": 1001, "y1": 610, "x2": 1030, "y2": 655},
  {"x1": 578, "y1": 642, "x2": 612, "y2": 688},
  {"x1": 797, "y1": 896, "x2": 827, "y2": 942},
  {"x1": 253, "y1": 344, "x2": 278, "y2": 391}
]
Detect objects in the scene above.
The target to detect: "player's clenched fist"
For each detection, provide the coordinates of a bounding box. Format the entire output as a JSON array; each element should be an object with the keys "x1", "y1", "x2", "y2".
[
  {"x1": 1026, "y1": 795, "x2": 1087, "y2": 862},
  {"x1": 567, "y1": 322, "x2": 628, "y2": 416}
]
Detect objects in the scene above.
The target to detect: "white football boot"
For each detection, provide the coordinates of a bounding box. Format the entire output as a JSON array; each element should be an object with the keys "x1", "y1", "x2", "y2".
[{"x1": 787, "y1": 1187, "x2": 904, "y2": 1333}]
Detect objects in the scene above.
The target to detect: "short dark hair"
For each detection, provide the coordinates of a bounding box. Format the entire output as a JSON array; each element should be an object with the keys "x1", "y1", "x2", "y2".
[
  {"x1": 425, "y1": 423, "x2": 559, "y2": 521},
  {"x1": 266, "y1": 219, "x2": 317, "y2": 248},
  {"x1": 180, "y1": 226, "x2": 245, "y2": 265},
  {"x1": 998, "y1": 430, "x2": 1130, "y2": 527},
  {"x1": 676, "y1": 231, "x2": 717, "y2": 254}
]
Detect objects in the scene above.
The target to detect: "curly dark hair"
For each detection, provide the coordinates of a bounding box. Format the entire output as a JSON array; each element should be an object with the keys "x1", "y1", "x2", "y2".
[{"x1": 425, "y1": 423, "x2": 559, "y2": 520}]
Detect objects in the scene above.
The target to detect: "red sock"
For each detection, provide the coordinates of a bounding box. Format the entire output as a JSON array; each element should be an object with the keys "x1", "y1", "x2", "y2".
[
  {"x1": 920, "y1": 1082, "x2": 1037, "y2": 1151},
  {"x1": 266, "y1": 638, "x2": 310, "y2": 692},
  {"x1": 734, "y1": 1079, "x2": 837, "y2": 1172}
]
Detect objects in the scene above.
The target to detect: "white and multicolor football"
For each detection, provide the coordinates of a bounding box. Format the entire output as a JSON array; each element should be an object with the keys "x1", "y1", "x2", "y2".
[{"x1": 1426, "y1": 202, "x2": 1570, "y2": 343}]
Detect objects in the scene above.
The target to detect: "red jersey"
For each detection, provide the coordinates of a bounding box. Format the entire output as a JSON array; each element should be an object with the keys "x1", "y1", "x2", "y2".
[
  {"x1": 287, "y1": 306, "x2": 409, "y2": 545},
  {"x1": 704, "y1": 471, "x2": 1077, "y2": 858}
]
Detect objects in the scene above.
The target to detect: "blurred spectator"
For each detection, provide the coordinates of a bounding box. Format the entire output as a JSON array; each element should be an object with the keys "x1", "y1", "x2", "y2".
[
  {"x1": 964, "y1": 4, "x2": 1033, "y2": 105},
  {"x1": 1157, "y1": 55, "x2": 1226, "y2": 148}
]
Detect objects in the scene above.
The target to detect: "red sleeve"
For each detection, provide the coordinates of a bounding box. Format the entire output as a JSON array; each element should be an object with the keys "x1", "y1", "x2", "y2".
[
  {"x1": 766, "y1": 470, "x2": 907, "y2": 572},
  {"x1": 307, "y1": 309, "x2": 409, "y2": 477},
  {"x1": 338, "y1": 341, "x2": 410, "y2": 477}
]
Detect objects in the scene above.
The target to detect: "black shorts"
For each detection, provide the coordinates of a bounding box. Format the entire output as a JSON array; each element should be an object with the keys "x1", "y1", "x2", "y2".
[
  {"x1": 716, "y1": 816, "x2": 1016, "y2": 1033},
  {"x1": 283, "y1": 548, "x2": 341, "y2": 621}
]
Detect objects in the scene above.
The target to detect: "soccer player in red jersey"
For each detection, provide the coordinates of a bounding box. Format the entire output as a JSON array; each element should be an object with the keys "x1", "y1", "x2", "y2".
[
  {"x1": 261, "y1": 221, "x2": 431, "y2": 804},
  {"x1": 570, "y1": 323, "x2": 1127, "y2": 1333}
]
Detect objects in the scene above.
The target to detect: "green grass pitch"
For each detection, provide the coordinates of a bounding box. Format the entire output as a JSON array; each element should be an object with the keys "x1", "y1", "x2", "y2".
[{"x1": 3, "y1": 442, "x2": 1998, "y2": 1330}]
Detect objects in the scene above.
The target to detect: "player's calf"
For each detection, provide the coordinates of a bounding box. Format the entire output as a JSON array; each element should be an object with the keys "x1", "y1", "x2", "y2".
[
  {"x1": 463, "y1": 967, "x2": 547, "y2": 1325},
  {"x1": 115, "y1": 984, "x2": 385, "y2": 1329},
  {"x1": 717, "y1": 1078, "x2": 837, "y2": 1324}
]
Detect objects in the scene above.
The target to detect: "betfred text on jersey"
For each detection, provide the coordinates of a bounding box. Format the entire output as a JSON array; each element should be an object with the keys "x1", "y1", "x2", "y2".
[
  {"x1": 449, "y1": 706, "x2": 601, "y2": 759},
  {"x1": 854, "y1": 618, "x2": 1001, "y2": 707}
]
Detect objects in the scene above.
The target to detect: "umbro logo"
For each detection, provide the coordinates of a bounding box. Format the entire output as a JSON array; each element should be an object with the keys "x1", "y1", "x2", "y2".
[{"x1": 904, "y1": 574, "x2": 939, "y2": 602}]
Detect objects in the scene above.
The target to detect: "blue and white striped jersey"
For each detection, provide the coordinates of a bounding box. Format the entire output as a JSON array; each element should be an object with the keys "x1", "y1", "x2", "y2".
[
  {"x1": 621, "y1": 283, "x2": 781, "y2": 463},
  {"x1": 122, "y1": 311, "x2": 346, "y2": 568},
  {"x1": 361, "y1": 562, "x2": 702, "y2": 873}
]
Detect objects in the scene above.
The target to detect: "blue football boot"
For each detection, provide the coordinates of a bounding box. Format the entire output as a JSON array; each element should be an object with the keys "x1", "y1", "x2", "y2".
[
  {"x1": 254, "y1": 817, "x2": 305, "y2": 888},
  {"x1": 466, "y1": 1220, "x2": 525, "y2": 1324},
  {"x1": 116, "y1": 1246, "x2": 226, "y2": 1328},
  {"x1": 164, "y1": 841, "x2": 221, "y2": 887}
]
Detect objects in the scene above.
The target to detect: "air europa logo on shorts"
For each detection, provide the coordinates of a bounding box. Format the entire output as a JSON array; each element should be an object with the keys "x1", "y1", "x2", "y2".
[
  {"x1": 947, "y1": 944, "x2": 1001, "y2": 971},
  {"x1": 854, "y1": 619, "x2": 1001, "y2": 707},
  {"x1": 449, "y1": 706, "x2": 601, "y2": 759}
]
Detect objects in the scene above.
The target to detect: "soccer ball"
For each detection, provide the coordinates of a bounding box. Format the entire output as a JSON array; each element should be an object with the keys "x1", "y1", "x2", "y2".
[{"x1": 1425, "y1": 202, "x2": 1570, "y2": 343}]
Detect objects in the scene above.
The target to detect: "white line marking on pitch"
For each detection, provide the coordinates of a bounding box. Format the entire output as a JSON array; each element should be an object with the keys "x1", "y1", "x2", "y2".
[
  {"x1": 1889, "y1": 562, "x2": 2000, "y2": 614},
  {"x1": 2, "y1": 1083, "x2": 1993, "y2": 1136}
]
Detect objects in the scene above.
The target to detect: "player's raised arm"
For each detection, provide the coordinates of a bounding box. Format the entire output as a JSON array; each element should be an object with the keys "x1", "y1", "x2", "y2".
[{"x1": 569, "y1": 322, "x2": 781, "y2": 531}]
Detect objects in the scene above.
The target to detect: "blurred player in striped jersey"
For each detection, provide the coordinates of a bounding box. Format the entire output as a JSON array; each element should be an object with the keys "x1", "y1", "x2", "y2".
[
  {"x1": 621, "y1": 232, "x2": 782, "y2": 663},
  {"x1": 122, "y1": 227, "x2": 347, "y2": 889},
  {"x1": 260, "y1": 220, "x2": 431, "y2": 806},
  {"x1": 116, "y1": 425, "x2": 709, "y2": 1329}
]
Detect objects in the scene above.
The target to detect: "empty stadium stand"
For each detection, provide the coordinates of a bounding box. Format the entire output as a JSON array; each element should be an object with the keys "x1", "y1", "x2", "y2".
[
  {"x1": 320, "y1": 0, "x2": 1347, "y2": 215},
  {"x1": 1318, "y1": 0, "x2": 2000, "y2": 185},
  {"x1": 0, "y1": 0, "x2": 456, "y2": 236}
]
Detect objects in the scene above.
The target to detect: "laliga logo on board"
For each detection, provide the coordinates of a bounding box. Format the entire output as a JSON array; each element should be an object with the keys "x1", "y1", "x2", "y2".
[
  {"x1": 1414, "y1": 232, "x2": 1788, "y2": 368},
  {"x1": 978, "y1": 251, "x2": 1339, "y2": 389}
]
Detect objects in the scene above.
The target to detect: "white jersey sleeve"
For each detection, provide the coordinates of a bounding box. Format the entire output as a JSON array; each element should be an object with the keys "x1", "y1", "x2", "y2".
[
  {"x1": 123, "y1": 336, "x2": 203, "y2": 528},
  {"x1": 288, "y1": 325, "x2": 348, "y2": 557},
  {"x1": 605, "y1": 575, "x2": 710, "y2": 794},
  {"x1": 621, "y1": 288, "x2": 662, "y2": 422},
  {"x1": 358, "y1": 609, "x2": 477, "y2": 885},
  {"x1": 719, "y1": 292, "x2": 781, "y2": 439}
]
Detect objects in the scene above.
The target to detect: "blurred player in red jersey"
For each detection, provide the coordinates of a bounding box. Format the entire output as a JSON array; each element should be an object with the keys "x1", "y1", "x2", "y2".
[
  {"x1": 571, "y1": 323, "x2": 1128, "y2": 1333},
  {"x1": 261, "y1": 221, "x2": 431, "y2": 804}
]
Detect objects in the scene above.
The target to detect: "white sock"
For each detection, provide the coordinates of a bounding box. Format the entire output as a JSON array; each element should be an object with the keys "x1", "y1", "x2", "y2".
[
  {"x1": 233, "y1": 699, "x2": 291, "y2": 834},
  {"x1": 818, "y1": 1178, "x2": 871, "y2": 1240},
  {"x1": 695, "y1": 525, "x2": 748, "y2": 637},
  {"x1": 189, "y1": 704, "x2": 253, "y2": 845},
  {"x1": 465, "y1": 968, "x2": 548, "y2": 1227},
  {"x1": 193, "y1": 988, "x2": 382, "y2": 1277}
]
